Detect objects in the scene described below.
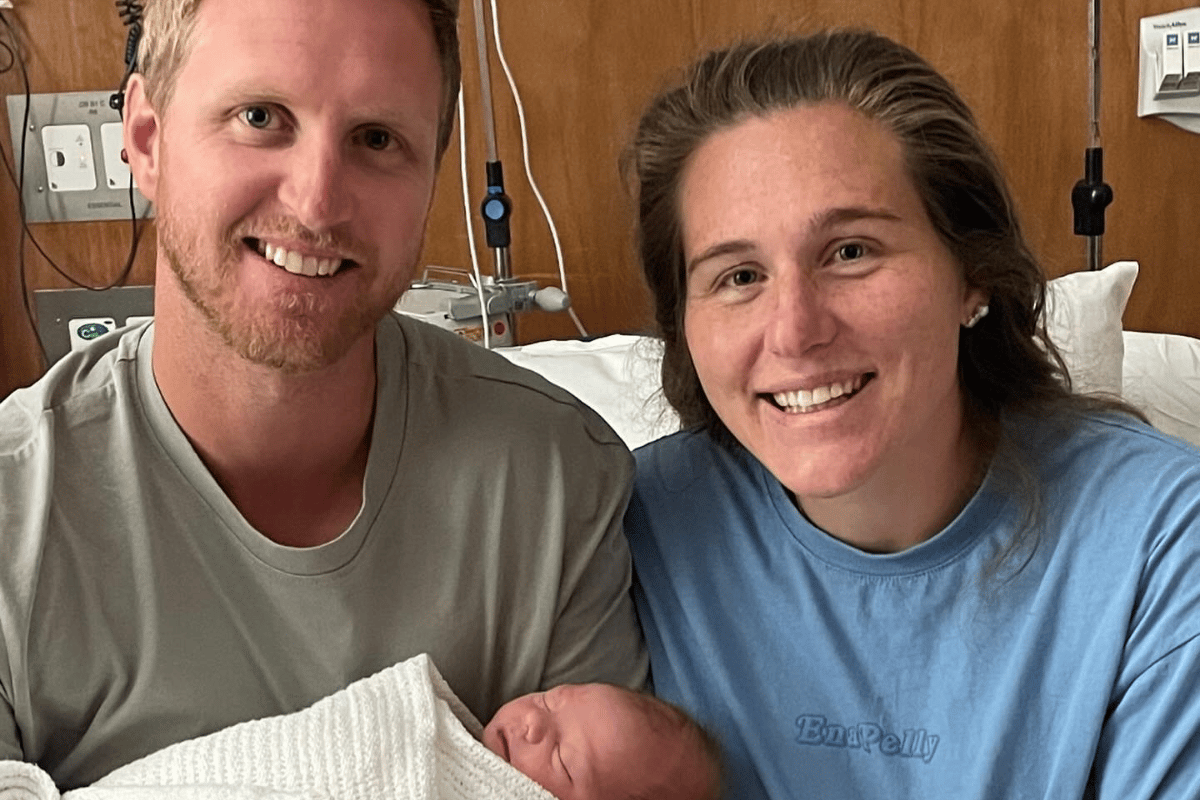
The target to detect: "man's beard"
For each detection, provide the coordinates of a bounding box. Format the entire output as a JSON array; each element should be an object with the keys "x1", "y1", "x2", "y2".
[{"x1": 156, "y1": 186, "x2": 404, "y2": 374}]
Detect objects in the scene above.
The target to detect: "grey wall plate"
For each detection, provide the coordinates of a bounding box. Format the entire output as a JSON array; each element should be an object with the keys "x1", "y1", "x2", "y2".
[{"x1": 6, "y1": 91, "x2": 154, "y2": 223}]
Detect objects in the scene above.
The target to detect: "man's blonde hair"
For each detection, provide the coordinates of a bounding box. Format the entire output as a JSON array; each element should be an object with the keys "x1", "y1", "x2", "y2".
[{"x1": 136, "y1": 0, "x2": 461, "y2": 158}]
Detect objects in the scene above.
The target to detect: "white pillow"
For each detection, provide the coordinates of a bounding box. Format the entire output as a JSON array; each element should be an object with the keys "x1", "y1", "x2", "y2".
[
  {"x1": 1043, "y1": 260, "x2": 1138, "y2": 396},
  {"x1": 496, "y1": 334, "x2": 679, "y2": 450},
  {"x1": 499, "y1": 261, "x2": 1140, "y2": 448},
  {"x1": 1122, "y1": 331, "x2": 1200, "y2": 449}
]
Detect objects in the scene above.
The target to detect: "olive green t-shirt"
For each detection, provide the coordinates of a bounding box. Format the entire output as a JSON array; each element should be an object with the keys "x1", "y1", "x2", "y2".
[{"x1": 0, "y1": 313, "x2": 646, "y2": 789}]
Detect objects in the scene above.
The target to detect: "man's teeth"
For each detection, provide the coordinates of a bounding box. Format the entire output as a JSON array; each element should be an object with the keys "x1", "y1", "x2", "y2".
[
  {"x1": 773, "y1": 376, "x2": 864, "y2": 413},
  {"x1": 259, "y1": 241, "x2": 343, "y2": 277}
]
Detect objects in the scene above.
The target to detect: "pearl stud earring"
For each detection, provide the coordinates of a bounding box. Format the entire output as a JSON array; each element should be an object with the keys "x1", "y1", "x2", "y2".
[{"x1": 964, "y1": 304, "x2": 989, "y2": 329}]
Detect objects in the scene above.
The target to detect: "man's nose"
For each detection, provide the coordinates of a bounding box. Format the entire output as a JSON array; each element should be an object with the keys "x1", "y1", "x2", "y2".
[
  {"x1": 765, "y1": 270, "x2": 836, "y2": 356},
  {"x1": 278, "y1": 133, "x2": 355, "y2": 233}
]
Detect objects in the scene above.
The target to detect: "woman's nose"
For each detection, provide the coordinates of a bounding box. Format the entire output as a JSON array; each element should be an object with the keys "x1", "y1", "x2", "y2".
[{"x1": 765, "y1": 272, "x2": 836, "y2": 355}]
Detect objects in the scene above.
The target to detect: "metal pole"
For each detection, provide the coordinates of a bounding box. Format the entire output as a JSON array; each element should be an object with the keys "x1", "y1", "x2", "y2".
[
  {"x1": 1088, "y1": 0, "x2": 1102, "y2": 272},
  {"x1": 1072, "y1": 0, "x2": 1113, "y2": 271},
  {"x1": 1089, "y1": 0, "x2": 1101, "y2": 150},
  {"x1": 471, "y1": 0, "x2": 499, "y2": 163},
  {"x1": 471, "y1": 0, "x2": 512, "y2": 283}
]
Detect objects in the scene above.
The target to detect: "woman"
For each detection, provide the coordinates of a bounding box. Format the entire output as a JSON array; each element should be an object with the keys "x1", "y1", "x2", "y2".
[{"x1": 623, "y1": 29, "x2": 1200, "y2": 800}]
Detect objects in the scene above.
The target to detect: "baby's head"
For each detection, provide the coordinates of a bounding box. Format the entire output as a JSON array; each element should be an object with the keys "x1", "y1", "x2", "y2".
[{"x1": 483, "y1": 683, "x2": 721, "y2": 800}]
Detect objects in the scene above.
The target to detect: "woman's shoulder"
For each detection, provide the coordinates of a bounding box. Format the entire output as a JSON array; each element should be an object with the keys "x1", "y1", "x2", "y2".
[
  {"x1": 632, "y1": 428, "x2": 758, "y2": 496},
  {"x1": 1013, "y1": 409, "x2": 1200, "y2": 472},
  {"x1": 634, "y1": 426, "x2": 713, "y2": 462},
  {"x1": 1007, "y1": 410, "x2": 1200, "y2": 533}
]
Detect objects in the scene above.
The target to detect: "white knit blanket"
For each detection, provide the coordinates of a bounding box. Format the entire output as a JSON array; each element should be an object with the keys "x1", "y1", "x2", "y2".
[{"x1": 0, "y1": 654, "x2": 555, "y2": 800}]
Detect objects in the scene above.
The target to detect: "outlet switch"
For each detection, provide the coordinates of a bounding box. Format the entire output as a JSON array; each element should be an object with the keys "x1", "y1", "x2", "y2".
[
  {"x1": 41, "y1": 124, "x2": 97, "y2": 192},
  {"x1": 99, "y1": 122, "x2": 133, "y2": 190},
  {"x1": 1162, "y1": 31, "x2": 1184, "y2": 91},
  {"x1": 1183, "y1": 31, "x2": 1200, "y2": 92}
]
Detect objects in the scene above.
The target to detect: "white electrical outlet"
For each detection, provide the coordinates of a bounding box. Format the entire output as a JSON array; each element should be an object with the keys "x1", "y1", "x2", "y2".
[
  {"x1": 99, "y1": 121, "x2": 133, "y2": 189},
  {"x1": 41, "y1": 123, "x2": 97, "y2": 192}
]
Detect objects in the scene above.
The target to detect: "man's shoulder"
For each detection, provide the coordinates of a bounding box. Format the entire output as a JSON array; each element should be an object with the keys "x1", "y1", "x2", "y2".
[
  {"x1": 1, "y1": 327, "x2": 144, "y2": 455},
  {"x1": 383, "y1": 313, "x2": 628, "y2": 448},
  {"x1": 384, "y1": 311, "x2": 566, "y2": 387}
]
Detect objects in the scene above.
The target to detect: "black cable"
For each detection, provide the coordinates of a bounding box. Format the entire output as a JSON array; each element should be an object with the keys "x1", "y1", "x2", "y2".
[
  {"x1": 0, "y1": 8, "x2": 152, "y2": 373},
  {"x1": 105, "y1": 0, "x2": 147, "y2": 291},
  {"x1": 0, "y1": 10, "x2": 47, "y2": 370},
  {"x1": 114, "y1": 1, "x2": 144, "y2": 29},
  {"x1": 0, "y1": 36, "x2": 16, "y2": 187},
  {"x1": 109, "y1": 0, "x2": 143, "y2": 115}
]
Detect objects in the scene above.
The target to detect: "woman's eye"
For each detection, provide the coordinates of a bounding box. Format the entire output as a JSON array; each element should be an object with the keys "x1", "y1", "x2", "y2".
[
  {"x1": 835, "y1": 242, "x2": 867, "y2": 261},
  {"x1": 727, "y1": 268, "x2": 758, "y2": 287},
  {"x1": 240, "y1": 106, "x2": 274, "y2": 129}
]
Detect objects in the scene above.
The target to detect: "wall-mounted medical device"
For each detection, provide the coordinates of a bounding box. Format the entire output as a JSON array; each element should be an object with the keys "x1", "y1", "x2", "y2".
[
  {"x1": 393, "y1": 0, "x2": 582, "y2": 349},
  {"x1": 395, "y1": 267, "x2": 570, "y2": 348},
  {"x1": 1138, "y1": 7, "x2": 1200, "y2": 134}
]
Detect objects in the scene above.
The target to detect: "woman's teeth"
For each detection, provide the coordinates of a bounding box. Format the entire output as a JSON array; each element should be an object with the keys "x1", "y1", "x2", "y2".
[
  {"x1": 256, "y1": 240, "x2": 343, "y2": 277},
  {"x1": 773, "y1": 375, "x2": 865, "y2": 414}
]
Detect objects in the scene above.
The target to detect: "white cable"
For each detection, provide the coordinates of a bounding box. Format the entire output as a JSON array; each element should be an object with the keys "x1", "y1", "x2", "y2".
[
  {"x1": 488, "y1": 0, "x2": 588, "y2": 338},
  {"x1": 567, "y1": 306, "x2": 586, "y2": 336},
  {"x1": 458, "y1": 92, "x2": 491, "y2": 349}
]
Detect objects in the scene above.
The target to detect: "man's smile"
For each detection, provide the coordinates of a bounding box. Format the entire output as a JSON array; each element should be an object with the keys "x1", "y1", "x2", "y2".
[{"x1": 246, "y1": 237, "x2": 357, "y2": 277}]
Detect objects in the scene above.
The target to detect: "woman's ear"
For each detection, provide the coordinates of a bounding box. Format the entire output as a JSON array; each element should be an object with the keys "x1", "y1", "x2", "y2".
[
  {"x1": 122, "y1": 74, "x2": 161, "y2": 202},
  {"x1": 962, "y1": 286, "x2": 991, "y2": 329}
]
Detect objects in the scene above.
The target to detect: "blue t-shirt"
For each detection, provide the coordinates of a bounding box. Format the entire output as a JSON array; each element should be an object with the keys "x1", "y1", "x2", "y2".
[{"x1": 626, "y1": 413, "x2": 1200, "y2": 799}]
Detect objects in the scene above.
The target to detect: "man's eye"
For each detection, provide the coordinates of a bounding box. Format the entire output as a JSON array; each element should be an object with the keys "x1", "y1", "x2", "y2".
[
  {"x1": 241, "y1": 106, "x2": 274, "y2": 129},
  {"x1": 361, "y1": 129, "x2": 394, "y2": 150}
]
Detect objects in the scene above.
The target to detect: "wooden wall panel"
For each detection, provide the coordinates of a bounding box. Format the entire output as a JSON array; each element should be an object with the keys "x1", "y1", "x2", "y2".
[{"x1": 3, "y1": 0, "x2": 1198, "y2": 397}]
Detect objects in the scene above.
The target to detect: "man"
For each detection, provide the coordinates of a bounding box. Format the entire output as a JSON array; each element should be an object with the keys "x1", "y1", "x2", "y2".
[{"x1": 0, "y1": 0, "x2": 645, "y2": 788}]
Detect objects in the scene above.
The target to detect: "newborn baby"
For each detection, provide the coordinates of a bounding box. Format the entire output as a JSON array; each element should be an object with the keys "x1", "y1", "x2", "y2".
[
  {"x1": 0, "y1": 655, "x2": 721, "y2": 800},
  {"x1": 484, "y1": 683, "x2": 721, "y2": 800}
]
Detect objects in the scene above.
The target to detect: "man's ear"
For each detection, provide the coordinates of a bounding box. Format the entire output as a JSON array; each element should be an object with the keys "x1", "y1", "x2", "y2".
[{"x1": 122, "y1": 73, "x2": 161, "y2": 202}]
